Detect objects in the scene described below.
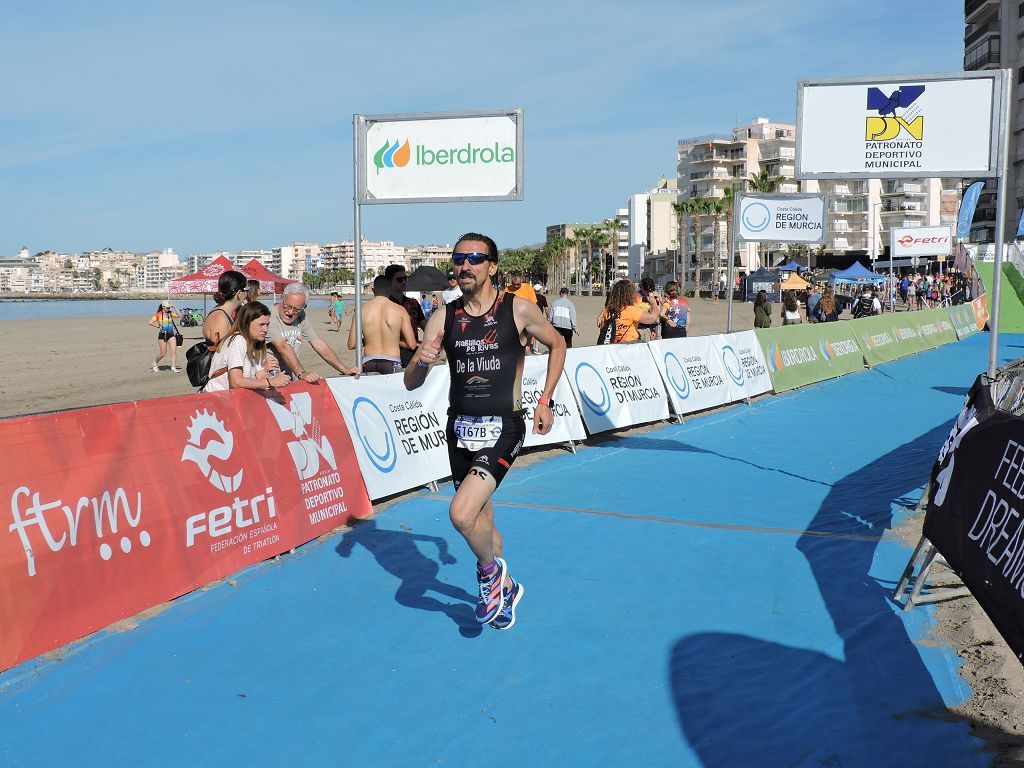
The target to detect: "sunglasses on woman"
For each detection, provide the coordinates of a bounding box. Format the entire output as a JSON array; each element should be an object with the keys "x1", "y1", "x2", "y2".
[{"x1": 451, "y1": 252, "x2": 490, "y2": 266}]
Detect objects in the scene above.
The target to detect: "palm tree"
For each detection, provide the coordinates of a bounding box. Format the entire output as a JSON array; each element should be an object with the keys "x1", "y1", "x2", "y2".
[
  {"x1": 723, "y1": 186, "x2": 736, "y2": 274},
  {"x1": 592, "y1": 230, "x2": 612, "y2": 293},
  {"x1": 573, "y1": 225, "x2": 596, "y2": 296},
  {"x1": 707, "y1": 198, "x2": 728, "y2": 278},
  {"x1": 747, "y1": 169, "x2": 783, "y2": 270},
  {"x1": 603, "y1": 218, "x2": 622, "y2": 284},
  {"x1": 672, "y1": 200, "x2": 690, "y2": 286}
]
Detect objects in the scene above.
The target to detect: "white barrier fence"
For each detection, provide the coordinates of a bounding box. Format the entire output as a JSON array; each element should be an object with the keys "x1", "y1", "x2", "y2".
[{"x1": 327, "y1": 335, "x2": 770, "y2": 499}]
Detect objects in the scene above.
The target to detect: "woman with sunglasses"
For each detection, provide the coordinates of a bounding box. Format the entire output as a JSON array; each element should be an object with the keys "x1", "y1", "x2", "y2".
[{"x1": 202, "y1": 270, "x2": 248, "y2": 346}]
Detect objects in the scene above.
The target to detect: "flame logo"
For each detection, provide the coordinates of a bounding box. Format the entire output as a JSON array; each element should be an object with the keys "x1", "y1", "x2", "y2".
[
  {"x1": 771, "y1": 342, "x2": 784, "y2": 372},
  {"x1": 820, "y1": 337, "x2": 834, "y2": 359},
  {"x1": 374, "y1": 139, "x2": 411, "y2": 173},
  {"x1": 863, "y1": 334, "x2": 874, "y2": 350}
]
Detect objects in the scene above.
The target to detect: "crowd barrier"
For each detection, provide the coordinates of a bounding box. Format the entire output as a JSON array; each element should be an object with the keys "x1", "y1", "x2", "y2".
[
  {"x1": 0, "y1": 384, "x2": 373, "y2": 672},
  {"x1": 922, "y1": 372, "x2": 1024, "y2": 662},
  {"x1": 0, "y1": 300, "x2": 988, "y2": 672}
]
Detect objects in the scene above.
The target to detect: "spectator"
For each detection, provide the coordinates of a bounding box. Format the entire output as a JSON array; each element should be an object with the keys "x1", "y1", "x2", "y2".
[
  {"x1": 349, "y1": 275, "x2": 418, "y2": 375},
  {"x1": 203, "y1": 301, "x2": 291, "y2": 393},
  {"x1": 385, "y1": 263, "x2": 425, "y2": 366},
  {"x1": 268, "y1": 283, "x2": 360, "y2": 382},
  {"x1": 148, "y1": 300, "x2": 181, "y2": 372},
  {"x1": 441, "y1": 270, "x2": 462, "y2": 304},
  {"x1": 534, "y1": 284, "x2": 549, "y2": 320},
  {"x1": 421, "y1": 292, "x2": 433, "y2": 319},
  {"x1": 328, "y1": 291, "x2": 345, "y2": 332},
  {"x1": 637, "y1": 276, "x2": 661, "y2": 341},
  {"x1": 805, "y1": 285, "x2": 821, "y2": 323},
  {"x1": 202, "y1": 270, "x2": 248, "y2": 346},
  {"x1": 550, "y1": 287, "x2": 577, "y2": 348},
  {"x1": 852, "y1": 287, "x2": 879, "y2": 319},
  {"x1": 597, "y1": 279, "x2": 660, "y2": 343},
  {"x1": 818, "y1": 285, "x2": 841, "y2": 322},
  {"x1": 246, "y1": 279, "x2": 260, "y2": 305},
  {"x1": 781, "y1": 290, "x2": 803, "y2": 325},
  {"x1": 753, "y1": 290, "x2": 772, "y2": 328},
  {"x1": 660, "y1": 281, "x2": 690, "y2": 338}
]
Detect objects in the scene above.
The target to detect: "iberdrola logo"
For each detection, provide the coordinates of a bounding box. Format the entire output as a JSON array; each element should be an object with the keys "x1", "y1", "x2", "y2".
[
  {"x1": 861, "y1": 334, "x2": 875, "y2": 350},
  {"x1": 820, "y1": 337, "x2": 835, "y2": 360},
  {"x1": 374, "y1": 139, "x2": 411, "y2": 173},
  {"x1": 770, "y1": 341, "x2": 784, "y2": 372}
]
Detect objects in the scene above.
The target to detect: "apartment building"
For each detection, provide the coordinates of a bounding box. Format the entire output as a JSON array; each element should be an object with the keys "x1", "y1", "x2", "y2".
[
  {"x1": 272, "y1": 242, "x2": 321, "y2": 281},
  {"x1": 0, "y1": 255, "x2": 43, "y2": 292},
  {"x1": 963, "y1": 0, "x2": 1023, "y2": 241},
  {"x1": 407, "y1": 244, "x2": 453, "y2": 270},
  {"x1": 320, "y1": 239, "x2": 409, "y2": 277},
  {"x1": 141, "y1": 249, "x2": 186, "y2": 290},
  {"x1": 613, "y1": 207, "x2": 629, "y2": 278}
]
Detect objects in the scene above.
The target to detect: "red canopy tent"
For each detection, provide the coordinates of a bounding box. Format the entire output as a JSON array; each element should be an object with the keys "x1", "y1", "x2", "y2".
[
  {"x1": 168, "y1": 255, "x2": 236, "y2": 294},
  {"x1": 239, "y1": 259, "x2": 296, "y2": 294}
]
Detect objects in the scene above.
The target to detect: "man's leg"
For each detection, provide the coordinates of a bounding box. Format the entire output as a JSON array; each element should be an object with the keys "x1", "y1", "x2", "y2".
[{"x1": 449, "y1": 468, "x2": 498, "y2": 564}]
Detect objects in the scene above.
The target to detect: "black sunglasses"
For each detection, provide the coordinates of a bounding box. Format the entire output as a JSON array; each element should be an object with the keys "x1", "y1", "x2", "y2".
[
  {"x1": 393, "y1": 275, "x2": 407, "y2": 282},
  {"x1": 452, "y1": 252, "x2": 490, "y2": 266}
]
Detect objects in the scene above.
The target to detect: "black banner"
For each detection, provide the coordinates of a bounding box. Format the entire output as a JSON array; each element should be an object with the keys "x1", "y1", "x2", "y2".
[{"x1": 923, "y1": 375, "x2": 1024, "y2": 663}]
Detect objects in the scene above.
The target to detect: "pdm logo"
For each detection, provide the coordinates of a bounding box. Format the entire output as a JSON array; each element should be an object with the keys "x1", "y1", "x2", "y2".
[
  {"x1": 720, "y1": 345, "x2": 745, "y2": 386},
  {"x1": 741, "y1": 202, "x2": 770, "y2": 233},
  {"x1": 663, "y1": 353, "x2": 690, "y2": 400},
  {"x1": 865, "y1": 84, "x2": 925, "y2": 141},
  {"x1": 574, "y1": 362, "x2": 612, "y2": 415},
  {"x1": 351, "y1": 397, "x2": 398, "y2": 473},
  {"x1": 266, "y1": 392, "x2": 337, "y2": 481},
  {"x1": 181, "y1": 410, "x2": 244, "y2": 492},
  {"x1": 373, "y1": 139, "x2": 411, "y2": 173}
]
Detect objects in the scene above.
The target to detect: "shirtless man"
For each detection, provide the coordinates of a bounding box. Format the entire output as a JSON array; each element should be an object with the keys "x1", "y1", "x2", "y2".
[
  {"x1": 348, "y1": 276, "x2": 418, "y2": 374},
  {"x1": 405, "y1": 232, "x2": 566, "y2": 631}
]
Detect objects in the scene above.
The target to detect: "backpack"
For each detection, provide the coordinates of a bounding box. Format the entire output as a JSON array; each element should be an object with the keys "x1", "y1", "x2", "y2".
[
  {"x1": 597, "y1": 311, "x2": 619, "y2": 345},
  {"x1": 185, "y1": 341, "x2": 215, "y2": 388},
  {"x1": 813, "y1": 301, "x2": 826, "y2": 323}
]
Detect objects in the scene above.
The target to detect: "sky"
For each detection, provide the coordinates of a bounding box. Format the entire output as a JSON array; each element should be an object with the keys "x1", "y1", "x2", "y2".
[{"x1": 0, "y1": 1, "x2": 966, "y2": 257}]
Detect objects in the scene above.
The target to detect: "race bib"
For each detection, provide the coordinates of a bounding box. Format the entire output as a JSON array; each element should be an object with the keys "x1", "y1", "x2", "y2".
[{"x1": 453, "y1": 415, "x2": 503, "y2": 451}]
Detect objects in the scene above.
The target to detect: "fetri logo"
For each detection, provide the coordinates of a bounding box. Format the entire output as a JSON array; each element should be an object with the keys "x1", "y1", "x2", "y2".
[
  {"x1": 374, "y1": 140, "x2": 411, "y2": 173},
  {"x1": 897, "y1": 234, "x2": 949, "y2": 249},
  {"x1": 866, "y1": 84, "x2": 925, "y2": 141},
  {"x1": 373, "y1": 138, "x2": 515, "y2": 173}
]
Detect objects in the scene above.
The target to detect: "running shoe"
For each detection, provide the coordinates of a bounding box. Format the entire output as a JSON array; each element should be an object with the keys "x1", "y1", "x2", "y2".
[
  {"x1": 475, "y1": 557, "x2": 507, "y2": 624},
  {"x1": 489, "y1": 578, "x2": 524, "y2": 631},
  {"x1": 170, "y1": 366, "x2": 181, "y2": 373},
  {"x1": 151, "y1": 364, "x2": 159, "y2": 372}
]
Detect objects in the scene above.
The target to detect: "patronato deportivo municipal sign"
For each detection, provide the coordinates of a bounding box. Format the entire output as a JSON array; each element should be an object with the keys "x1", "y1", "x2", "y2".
[
  {"x1": 735, "y1": 193, "x2": 826, "y2": 244},
  {"x1": 796, "y1": 71, "x2": 1002, "y2": 178},
  {"x1": 356, "y1": 108, "x2": 524, "y2": 204}
]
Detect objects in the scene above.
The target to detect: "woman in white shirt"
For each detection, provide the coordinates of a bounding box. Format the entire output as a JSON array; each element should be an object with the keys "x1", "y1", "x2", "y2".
[{"x1": 203, "y1": 302, "x2": 292, "y2": 393}]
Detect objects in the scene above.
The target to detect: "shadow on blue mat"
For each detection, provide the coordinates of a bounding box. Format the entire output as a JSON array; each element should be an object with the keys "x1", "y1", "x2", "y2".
[
  {"x1": 669, "y1": 421, "x2": 982, "y2": 766},
  {"x1": 336, "y1": 518, "x2": 482, "y2": 638}
]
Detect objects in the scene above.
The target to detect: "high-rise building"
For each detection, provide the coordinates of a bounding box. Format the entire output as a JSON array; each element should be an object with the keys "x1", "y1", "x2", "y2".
[{"x1": 963, "y1": 0, "x2": 1019, "y2": 241}]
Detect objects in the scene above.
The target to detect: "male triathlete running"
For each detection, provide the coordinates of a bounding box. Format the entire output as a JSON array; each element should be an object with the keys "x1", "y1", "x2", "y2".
[{"x1": 405, "y1": 232, "x2": 566, "y2": 630}]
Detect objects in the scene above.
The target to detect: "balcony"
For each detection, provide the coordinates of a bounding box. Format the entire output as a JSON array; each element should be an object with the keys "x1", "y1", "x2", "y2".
[
  {"x1": 965, "y1": 19, "x2": 1001, "y2": 48},
  {"x1": 881, "y1": 182, "x2": 926, "y2": 196},
  {"x1": 964, "y1": 0, "x2": 997, "y2": 21},
  {"x1": 965, "y1": 50, "x2": 1001, "y2": 70},
  {"x1": 830, "y1": 206, "x2": 868, "y2": 215},
  {"x1": 830, "y1": 184, "x2": 867, "y2": 196}
]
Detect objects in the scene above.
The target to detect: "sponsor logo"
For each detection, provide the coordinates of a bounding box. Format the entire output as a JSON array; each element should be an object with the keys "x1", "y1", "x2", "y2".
[
  {"x1": 181, "y1": 410, "x2": 244, "y2": 492},
  {"x1": 821, "y1": 337, "x2": 835, "y2": 359},
  {"x1": 266, "y1": 392, "x2": 337, "y2": 481},
  {"x1": 720, "y1": 345, "x2": 745, "y2": 386},
  {"x1": 574, "y1": 362, "x2": 612, "y2": 416},
  {"x1": 351, "y1": 397, "x2": 398, "y2": 473},
  {"x1": 373, "y1": 139, "x2": 514, "y2": 173},
  {"x1": 741, "y1": 202, "x2": 771, "y2": 233},
  {"x1": 466, "y1": 375, "x2": 489, "y2": 386},
  {"x1": 896, "y1": 234, "x2": 949, "y2": 249},
  {"x1": 373, "y1": 139, "x2": 411, "y2": 173},
  {"x1": 482, "y1": 328, "x2": 499, "y2": 345},
  {"x1": 866, "y1": 85, "x2": 925, "y2": 141},
  {"x1": 663, "y1": 352, "x2": 691, "y2": 400}
]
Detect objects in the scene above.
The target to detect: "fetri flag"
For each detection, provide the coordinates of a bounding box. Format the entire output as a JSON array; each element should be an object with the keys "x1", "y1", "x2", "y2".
[{"x1": 956, "y1": 181, "x2": 984, "y2": 239}]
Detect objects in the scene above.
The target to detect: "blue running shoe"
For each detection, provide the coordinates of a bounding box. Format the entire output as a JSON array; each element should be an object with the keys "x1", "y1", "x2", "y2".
[
  {"x1": 489, "y1": 578, "x2": 524, "y2": 631},
  {"x1": 475, "y1": 557, "x2": 507, "y2": 623}
]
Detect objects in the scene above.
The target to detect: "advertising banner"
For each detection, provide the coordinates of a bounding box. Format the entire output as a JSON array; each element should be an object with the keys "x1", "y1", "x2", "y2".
[
  {"x1": 973, "y1": 294, "x2": 991, "y2": 330},
  {"x1": 923, "y1": 377, "x2": 1024, "y2": 662},
  {"x1": 357, "y1": 109, "x2": 524, "y2": 204},
  {"x1": 852, "y1": 313, "x2": 928, "y2": 366},
  {"x1": 948, "y1": 303, "x2": 981, "y2": 340},
  {"x1": 520, "y1": 354, "x2": 587, "y2": 449},
  {"x1": 0, "y1": 385, "x2": 372, "y2": 673},
  {"x1": 909, "y1": 307, "x2": 959, "y2": 350},
  {"x1": 890, "y1": 225, "x2": 954, "y2": 260},
  {"x1": 797, "y1": 72, "x2": 1002, "y2": 178},
  {"x1": 735, "y1": 193, "x2": 826, "y2": 244},
  {"x1": 755, "y1": 323, "x2": 865, "y2": 392},
  {"x1": 565, "y1": 344, "x2": 669, "y2": 434},
  {"x1": 647, "y1": 337, "x2": 735, "y2": 417},
  {"x1": 711, "y1": 331, "x2": 774, "y2": 400},
  {"x1": 957, "y1": 181, "x2": 985, "y2": 239},
  {"x1": 327, "y1": 367, "x2": 451, "y2": 500}
]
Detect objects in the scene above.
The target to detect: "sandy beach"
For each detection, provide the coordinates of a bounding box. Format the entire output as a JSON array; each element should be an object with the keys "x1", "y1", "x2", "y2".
[{"x1": 0, "y1": 293, "x2": 777, "y2": 420}]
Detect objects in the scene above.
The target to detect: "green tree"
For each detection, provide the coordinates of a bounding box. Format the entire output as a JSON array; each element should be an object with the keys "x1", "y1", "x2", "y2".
[
  {"x1": 592, "y1": 231, "x2": 611, "y2": 292},
  {"x1": 603, "y1": 218, "x2": 622, "y2": 286},
  {"x1": 672, "y1": 200, "x2": 690, "y2": 283}
]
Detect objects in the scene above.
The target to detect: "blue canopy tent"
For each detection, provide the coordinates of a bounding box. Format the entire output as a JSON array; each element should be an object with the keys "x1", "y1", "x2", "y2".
[
  {"x1": 829, "y1": 261, "x2": 886, "y2": 287},
  {"x1": 743, "y1": 267, "x2": 781, "y2": 302},
  {"x1": 777, "y1": 260, "x2": 805, "y2": 273}
]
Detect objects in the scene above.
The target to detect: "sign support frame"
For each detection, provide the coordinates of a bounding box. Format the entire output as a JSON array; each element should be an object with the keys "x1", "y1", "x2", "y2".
[{"x1": 989, "y1": 70, "x2": 1012, "y2": 378}]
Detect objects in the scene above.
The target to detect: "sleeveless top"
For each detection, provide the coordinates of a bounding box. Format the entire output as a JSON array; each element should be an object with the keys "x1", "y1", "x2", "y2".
[{"x1": 443, "y1": 292, "x2": 525, "y2": 417}]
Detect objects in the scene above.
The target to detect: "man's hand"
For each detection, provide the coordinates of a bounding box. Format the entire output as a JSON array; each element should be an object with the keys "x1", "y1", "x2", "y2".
[
  {"x1": 298, "y1": 370, "x2": 323, "y2": 384},
  {"x1": 533, "y1": 402, "x2": 553, "y2": 435},
  {"x1": 416, "y1": 331, "x2": 444, "y2": 366}
]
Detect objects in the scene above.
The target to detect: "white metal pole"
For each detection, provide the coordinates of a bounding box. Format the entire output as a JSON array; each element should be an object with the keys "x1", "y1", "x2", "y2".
[
  {"x1": 727, "y1": 203, "x2": 737, "y2": 333},
  {"x1": 353, "y1": 115, "x2": 364, "y2": 374},
  {"x1": 989, "y1": 70, "x2": 1012, "y2": 378}
]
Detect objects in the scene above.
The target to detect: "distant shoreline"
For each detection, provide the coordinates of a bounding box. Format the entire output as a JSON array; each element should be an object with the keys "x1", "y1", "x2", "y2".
[{"x1": 0, "y1": 291, "x2": 336, "y2": 301}]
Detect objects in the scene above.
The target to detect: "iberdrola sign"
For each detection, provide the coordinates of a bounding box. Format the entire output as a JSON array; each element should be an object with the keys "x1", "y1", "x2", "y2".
[{"x1": 357, "y1": 108, "x2": 524, "y2": 204}]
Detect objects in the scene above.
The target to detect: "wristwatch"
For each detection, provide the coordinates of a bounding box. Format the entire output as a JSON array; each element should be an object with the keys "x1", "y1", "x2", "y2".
[{"x1": 537, "y1": 395, "x2": 554, "y2": 408}]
